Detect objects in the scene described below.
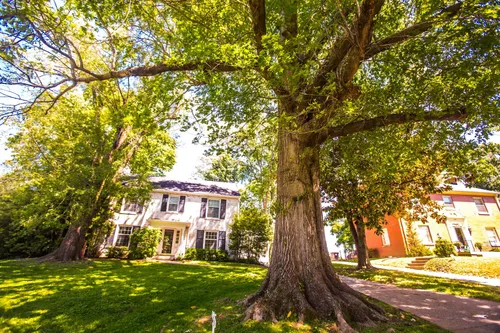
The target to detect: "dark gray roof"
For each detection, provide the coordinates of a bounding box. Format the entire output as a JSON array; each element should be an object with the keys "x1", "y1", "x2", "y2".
[{"x1": 150, "y1": 179, "x2": 240, "y2": 197}]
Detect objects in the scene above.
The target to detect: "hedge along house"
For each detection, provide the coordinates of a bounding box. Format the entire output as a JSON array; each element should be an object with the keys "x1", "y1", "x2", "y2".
[
  {"x1": 365, "y1": 179, "x2": 500, "y2": 258},
  {"x1": 109, "y1": 178, "x2": 240, "y2": 259}
]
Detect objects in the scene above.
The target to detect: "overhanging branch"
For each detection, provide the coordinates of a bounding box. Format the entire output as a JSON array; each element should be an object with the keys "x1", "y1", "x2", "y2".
[{"x1": 313, "y1": 108, "x2": 467, "y2": 145}]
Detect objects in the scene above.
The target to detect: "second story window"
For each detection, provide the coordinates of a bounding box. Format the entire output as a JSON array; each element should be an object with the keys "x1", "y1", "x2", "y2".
[
  {"x1": 442, "y1": 196, "x2": 454, "y2": 208},
  {"x1": 473, "y1": 197, "x2": 488, "y2": 214},
  {"x1": 207, "y1": 199, "x2": 220, "y2": 218},
  {"x1": 122, "y1": 200, "x2": 142, "y2": 213},
  {"x1": 168, "y1": 196, "x2": 180, "y2": 212}
]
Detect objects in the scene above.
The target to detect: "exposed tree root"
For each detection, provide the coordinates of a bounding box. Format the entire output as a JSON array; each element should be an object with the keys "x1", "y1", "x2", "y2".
[{"x1": 244, "y1": 272, "x2": 386, "y2": 332}]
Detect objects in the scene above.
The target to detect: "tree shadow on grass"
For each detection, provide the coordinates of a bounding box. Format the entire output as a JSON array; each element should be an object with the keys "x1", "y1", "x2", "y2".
[{"x1": 0, "y1": 259, "x2": 274, "y2": 333}]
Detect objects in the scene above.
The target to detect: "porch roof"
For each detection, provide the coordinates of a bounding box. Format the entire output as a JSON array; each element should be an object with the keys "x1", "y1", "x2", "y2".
[{"x1": 147, "y1": 219, "x2": 192, "y2": 228}]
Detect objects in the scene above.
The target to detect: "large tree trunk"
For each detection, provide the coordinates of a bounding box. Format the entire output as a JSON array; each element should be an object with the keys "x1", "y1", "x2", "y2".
[
  {"x1": 41, "y1": 224, "x2": 88, "y2": 261},
  {"x1": 245, "y1": 129, "x2": 385, "y2": 331}
]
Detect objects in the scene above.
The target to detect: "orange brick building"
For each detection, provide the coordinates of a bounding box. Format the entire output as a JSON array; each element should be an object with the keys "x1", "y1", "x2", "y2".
[{"x1": 365, "y1": 181, "x2": 500, "y2": 257}]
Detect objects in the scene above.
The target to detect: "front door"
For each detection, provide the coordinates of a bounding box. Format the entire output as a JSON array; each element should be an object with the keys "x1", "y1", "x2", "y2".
[
  {"x1": 454, "y1": 227, "x2": 466, "y2": 245},
  {"x1": 162, "y1": 230, "x2": 174, "y2": 254}
]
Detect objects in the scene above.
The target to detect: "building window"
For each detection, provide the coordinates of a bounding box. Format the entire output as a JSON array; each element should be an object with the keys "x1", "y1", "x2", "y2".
[
  {"x1": 381, "y1": 228, "x2": 390, "y2": 246},
  {"x1": 486, "y1": 228, "x2": 500, "y2": 247},
  {"x1": 442, "y1": 196, "x2": 454, "y2": 208},
  {"x1": 418, "y1": 225, "x2": 433, "y2": 245},
  {"x1": 204, "y1": 231, "x2": 218, "y2": 249},
  {"x1": 473, "y1": 198, "x2": 488, "y2": 214},
  {"x1": 122, "y1": 200, "x2": 140, "y2": 213},
  {"x1": 115, "y1": 226, "x2": 133, "y2": 247},
  {"x1": 206, "y1": 199, "x2": 221, "y2": 218},
  {"x1": 167, "y1": 196, "x2": 180, "y2": 212}
]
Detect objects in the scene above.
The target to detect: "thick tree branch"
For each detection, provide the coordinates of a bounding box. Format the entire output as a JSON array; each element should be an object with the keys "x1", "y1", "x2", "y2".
[
  {"x1": 249, "y1": 0, "x2": 266, "y2": 53},
  {"x1": 363, "y1": 2, "x2": 463, "y2": 60},
  {"x1": 313, "y1": 108, "x2": 467, "y2": 145},
  {"x1": 77, "y1": 61, "x2": 242, "y2": 83}
]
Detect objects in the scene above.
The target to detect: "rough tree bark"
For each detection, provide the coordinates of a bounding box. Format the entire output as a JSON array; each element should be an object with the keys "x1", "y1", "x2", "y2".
[
  {"x1": 354, "y1": 218, "x2": 373, "y2": 270},
  {"x1": 245, "y1": 114, "x2": 385, "y2": 331}
]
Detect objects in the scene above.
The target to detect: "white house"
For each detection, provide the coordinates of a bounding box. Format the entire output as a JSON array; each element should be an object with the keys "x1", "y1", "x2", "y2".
[{"x1": 108, "y1": 178, "x2": 240, "y2": 259}]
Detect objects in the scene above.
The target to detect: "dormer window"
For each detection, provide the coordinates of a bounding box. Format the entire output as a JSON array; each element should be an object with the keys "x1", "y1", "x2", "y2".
[{"x1": 442, "y1": 196, "x2": 454, "y2": 208}]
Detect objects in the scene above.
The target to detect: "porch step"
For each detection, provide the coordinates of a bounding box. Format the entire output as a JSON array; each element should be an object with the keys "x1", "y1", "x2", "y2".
[
  {"x1": 155, "y1": 255, "x2": 174, "y2": 261},
  {"x1": 406, "y1": 257, "x2": 433, "y2": 270}
]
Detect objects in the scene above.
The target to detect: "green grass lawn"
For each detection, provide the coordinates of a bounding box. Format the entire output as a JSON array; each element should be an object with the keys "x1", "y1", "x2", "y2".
[
  {"x1": 371, "y1": 257, "x2": 500, "y2": 279},
  {"x1": 0, "y1": 259, "x2": 448, "y2": 333},
  {"x1": 333, "y1": 262, "x2": 500, "y2": 302}
]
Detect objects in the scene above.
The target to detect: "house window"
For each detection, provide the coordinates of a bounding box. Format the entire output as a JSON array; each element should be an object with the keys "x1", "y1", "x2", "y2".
[
  {"x1": 206, "y1": 199, "x2": 221, "y2": 218},
  {"x1": 204, "y1": 231, "x2": 218, "y2": 249},
  {"x1": 168, "y1": 196, "x2": 180, "y2": 212},
  {"x1": 418, "y1": 225, "x2": 433, "y2": 245},
  {"x1": 486, "y1": 228, "x2": 500, "y2": 247},
  {"x1": 115, "y1": 226, "x2": 133, "y2": 247},
  {"x1": 442, "y1": 196, "x2": 454, "y2": 208},
  {"x1": 381, "y1": 228, "x2": 390, "y2": 246},
  {"x1": 122, "y1": 200, "x2": 140, "y2": 213},
  {"x1": 473, "y1": 198, "x2": 488, "y2": 214}
]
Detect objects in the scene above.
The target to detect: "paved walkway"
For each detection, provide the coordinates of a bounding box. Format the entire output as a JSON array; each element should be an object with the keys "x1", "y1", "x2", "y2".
[
  {"x1": 342, "y1": 276, "x2": 500, "y2": 333},
  {"x1": 338, "y1": 261, "x2": 500, "y2": 287}
]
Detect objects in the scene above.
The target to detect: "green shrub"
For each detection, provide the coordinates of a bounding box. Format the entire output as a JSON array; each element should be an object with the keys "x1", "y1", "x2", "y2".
[
  {"x1": 229, "y1": 207, "x2": 272, "y2": 260},
  {"x1": 184, "y1": 248, "x2": 229, "y2": 261},
  {"x1": 407, "y1": 244, "x2": 433, "y2": 257},
  {"x1": 474, "y1": 242, "x2": 483, "y2": 252},
  {"x1": 424, "y1": 258, "x2": 454, "y2": 272},
  {"x1": 491, "y1": 248, "x2": 500, "y2": 252},
  {"x1": 128, "y1": 227, "x2": 162, "y2": 259},
  {"x1": 368, "y1": 248, "x2": 379, "y2": 258},
  {"x1": 433, "y1": 239, "x2": 456, "y2": 257},
  {"x1": 107, "y1": 246, "x2": 129, "y2": 258}
]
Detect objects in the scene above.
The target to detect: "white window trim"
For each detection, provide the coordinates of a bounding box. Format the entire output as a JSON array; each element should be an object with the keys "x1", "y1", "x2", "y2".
[
  {"x1": 205, "y1": 199, "x2": 221, "y2": 219},
  {"x1": 418, "y1": 225, "x2": 434, "y2": 245},
  {"x1": 167, "y1": 195, "x2": 180, "y2": 212},
  {"x1": 485, "y1": 227, "x2": 500, "y2": 247},
  {"x1": 121, "y1": 199, "x2": 139, "y2": 214},
  {"x1": 473, "y1": 197, "x2": 489, "y2": 215},
  {"x1": 115, "y1": 226, "x2": 133, "y2": 247},
  {"x1": 442, "y1": 195, "x2": 454, "y2": 208},
  {"x1": 381, "y1": 228, "x2": 390, "y2": 246},
  {"x1": 203, "y1": 230, "x2": 218, "y2": 249}
]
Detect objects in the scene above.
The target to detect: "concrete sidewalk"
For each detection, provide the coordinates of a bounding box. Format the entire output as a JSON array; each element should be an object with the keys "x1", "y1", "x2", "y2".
[
  {"x1": 342, "y1": 276, "x2": 500, "y2": 333},
  {"x1": 337, "y1": 261, "x2": 500, "y2": 287}
]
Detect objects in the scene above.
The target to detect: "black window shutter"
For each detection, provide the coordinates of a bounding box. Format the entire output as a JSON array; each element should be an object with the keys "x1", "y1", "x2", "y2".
[
  {"x1": 196, "y1": 230, "x2": 204, "y2": 249},
  {"x1": 179, "y1": 196, "x2": 186, "y2": 213},
  {"x1": 218, "y1": 231, "x2": 226, "y2": 250},
  {"x1": 200, "y1": 198, "x2": 207, "y2": 217},
  {"x1": 161, "y1": 194, "x2": 169, "y2": 211},
  {"x1": 220, "y1": 199, "x2": 227, "y2": 219}
]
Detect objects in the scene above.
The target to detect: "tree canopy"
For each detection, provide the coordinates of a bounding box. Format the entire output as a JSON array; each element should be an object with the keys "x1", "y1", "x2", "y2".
[{"x1": 1, "y1": 0, "x2": 499, "y2": 329}]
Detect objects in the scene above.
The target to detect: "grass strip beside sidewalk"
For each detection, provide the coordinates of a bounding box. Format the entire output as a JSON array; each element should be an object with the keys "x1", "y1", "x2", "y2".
[{"x1": 333, "y1": 262, "x2": 500, "y2": 302}]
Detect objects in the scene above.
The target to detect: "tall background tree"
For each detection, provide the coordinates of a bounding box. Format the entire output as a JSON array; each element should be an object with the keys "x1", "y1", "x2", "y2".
[
  {"x1": 1, "y1": 0, "x2": 499, "y2": 329},
  {"x1": 321, "y1": 123, "x2": 481, "y2": 269},
  {"x1": 0, "y1": 80, "x2": 177, "y2": 260}
]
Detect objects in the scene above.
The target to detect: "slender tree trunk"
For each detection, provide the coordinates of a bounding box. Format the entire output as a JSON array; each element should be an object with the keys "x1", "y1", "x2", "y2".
[
  {"x1": 354, "y1": 218, "x2": 373, "y2": 269},
  {"x1": 245, "y1": 125, "x2": 385, "y2": 330}
]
